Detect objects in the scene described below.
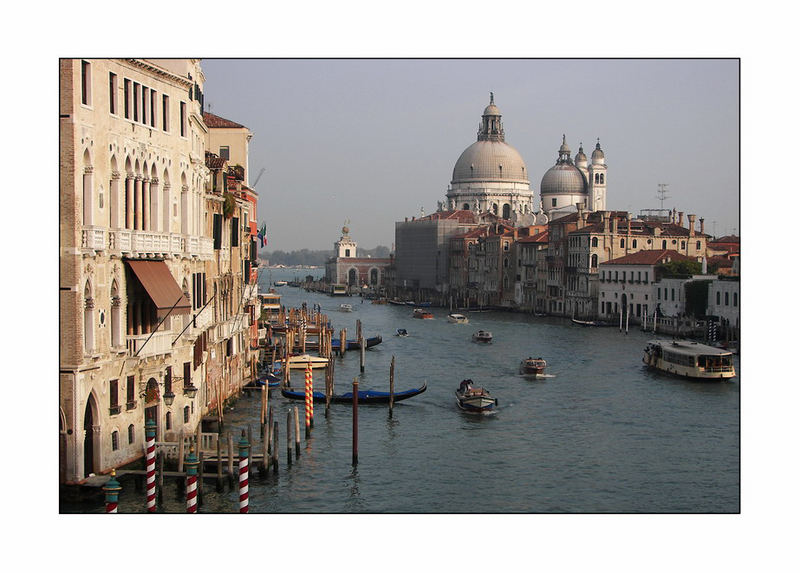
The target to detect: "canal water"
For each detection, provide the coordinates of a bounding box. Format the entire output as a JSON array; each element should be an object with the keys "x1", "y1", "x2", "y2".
[{"x1": 70, "y1": 267, "x2": 740, "y2": 513}]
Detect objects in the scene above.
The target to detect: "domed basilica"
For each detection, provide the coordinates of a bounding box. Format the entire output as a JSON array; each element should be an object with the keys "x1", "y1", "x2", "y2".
[{"x1": 442, "y1": 94, "x2": 607, "y2": 223}]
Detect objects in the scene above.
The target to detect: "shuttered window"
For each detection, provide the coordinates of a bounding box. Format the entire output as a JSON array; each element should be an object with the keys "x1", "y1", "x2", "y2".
[
  {"x1": 231, "y1": 217, "x2": 239, "y2": 247},
  {"x1": 213, "y1": 214, "x2": 222, "y2": 250}
]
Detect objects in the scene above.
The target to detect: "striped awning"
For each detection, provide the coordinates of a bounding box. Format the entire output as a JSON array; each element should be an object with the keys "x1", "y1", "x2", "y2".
[{"x1": 126, "y1": 260, "x2": 191, "y2": 318}]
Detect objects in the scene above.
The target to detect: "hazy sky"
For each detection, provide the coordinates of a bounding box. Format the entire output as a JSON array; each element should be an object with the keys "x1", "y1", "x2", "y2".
[{"x1": 200, "y1": 58, "x2": 739, "y2": 251}]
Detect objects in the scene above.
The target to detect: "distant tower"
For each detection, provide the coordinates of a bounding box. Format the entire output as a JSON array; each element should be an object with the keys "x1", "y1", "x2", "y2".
[
  {"x1": 588, "y1": 138, "x2": 607, "y2": 211},
  {"x1": 335, "y1": 222, "x2": 357, "y2": 258}
]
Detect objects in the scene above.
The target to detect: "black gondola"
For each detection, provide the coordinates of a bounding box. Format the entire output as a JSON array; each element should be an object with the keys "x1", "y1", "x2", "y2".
[{"x1": 280, "y1": 382, "x2": 426, "y2": 404}]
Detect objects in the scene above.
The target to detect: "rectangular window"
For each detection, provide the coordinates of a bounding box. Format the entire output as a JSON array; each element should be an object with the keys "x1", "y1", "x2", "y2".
[
  {"x1": 111, "y1": 431, "x2": 119, "y2": 451},
  {"x1": 141, "y1": 86, "x2": 148, "y2": 124},
  {"x1": 124, "y1": 79, "x2": 131, "y2": 118},
  {"x1": 231, "y1": 217, "x2": 239, "y2": 247},
  {"x1": 213, "y1": 213, "x2": 222, "y2": 249},
  {"x1": 671, "y1": 289, "x2": 675, "y2": 302},
  {"x1": 126, "y1": 375, "x2": 136, "y2": 409},
  {"x1": 183, "y1": 362, "x2": 191, "y2": 388},
  {"x1": 133, "y1": 82, "x2": 140, "y2": 122},
  {"x1": 162, "y1": 94, "x2": 169, "y2": 131},
  {"x1": 109, "y1": 379, "x2": 120, "y2": 415},
  {"x1": 180, "y1": 101, "x2": 187, "y2": 137},
  {"x1": 109, "y1": 72, "x2": 118, "y2": 115},
  {"x1": 219, "y1": 146, "x2": 230, "y2": 160},
  {"x1": 81, "y1": 60, "x2": 92, "y2": 106},
  {"x1": 165, "y1": 366, "x2": 172, "y2": 396},
  {"x1": 734, "y1": 292, "x2": 738, "y2": 307},
  {"x1": 150, "y1": 89, "x2": 157, "y2": 127},
  {"x1": 716, "y1": 291, "x2": 721, "y2": 304},
  {"x1": 645, "y1": 272, "x2": 648, "y2": 283},
  {"x1": 725, "y1": 292, "x2": 729, "y2": 306}
]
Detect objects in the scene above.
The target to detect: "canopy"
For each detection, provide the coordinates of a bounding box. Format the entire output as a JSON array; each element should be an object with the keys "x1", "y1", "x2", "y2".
[{"x1": 126, "y1": 260, "x2": 191, "y2": 318}]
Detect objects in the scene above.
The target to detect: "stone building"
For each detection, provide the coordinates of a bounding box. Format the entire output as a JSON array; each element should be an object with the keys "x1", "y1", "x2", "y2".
[
  {"x1": 325, "y1": 224, "x2": 391, "y2": 291},
  {"x1": 59, "y1": 59, "x2": 258, "y2": 484}
]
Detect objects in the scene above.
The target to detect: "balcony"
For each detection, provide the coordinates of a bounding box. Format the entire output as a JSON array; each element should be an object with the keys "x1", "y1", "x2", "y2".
[
  {"x1": 126, "y1": 330, "x2": 174, "y2": 359},
  {"x1": 82, "y1": 226, "x2": 107, "y2": 253},
  {"x1": 108, "y1": 229, "x2": 214, "y2": 261}
]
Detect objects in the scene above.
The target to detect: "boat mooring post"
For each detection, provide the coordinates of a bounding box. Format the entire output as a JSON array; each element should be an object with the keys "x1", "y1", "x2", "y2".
[
  {"x1": 389, "y1": 355, "x2": 395, "y2": 418},
  {"x1": 197, "y1": 451, "x2": 204, "y2": 506},
  {"x1": 286, "y1": 410, "x2": 293, "y2": 467},
  {"x1": 102, "y1": 469, "x2": 121, "y2": 514},
  {"x1": 216, "y1": 433, "x2": 223, "y2": 491},
  {"x1": 359, "y1": 334, "x2": 365, "y2": 373},
  {"x1": 185, "y1": 446, "x2": 199, "y2": 513},
  {"x1": 267, "y1": 406, "x2": 274, "y2": 456},
  {"x1": 271, "y1": 421, "x2": 279, "y2": 474},
  {"x1": 304, "y1": 362, "x2": 314, "y2": 438},
  {"x1": 238, "y1": 431, "x2": 250, "y2": 513},
  {"x1": 293, "y1": 406, "x2": 301, "y2": 459},
  {"x1": 261, "y1": 421, "x2": 269, "y2": 474},
  {"x1": 339, "y1": 328, "x2": 346, "y2": 357},
  {"x1": 145, "y1": 417, "x2": 157, "y2": 512},
  {"x1": 227, "y1": 432, "x2": 235, "y2": 489},
  {"x1": 352, "y1": 377, "x2": 359, "y2": 466}
]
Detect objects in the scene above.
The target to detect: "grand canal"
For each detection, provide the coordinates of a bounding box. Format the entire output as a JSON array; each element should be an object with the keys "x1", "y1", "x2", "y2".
[{"x1": 68, "y1": 267, "x2": 740, "y2": 513}]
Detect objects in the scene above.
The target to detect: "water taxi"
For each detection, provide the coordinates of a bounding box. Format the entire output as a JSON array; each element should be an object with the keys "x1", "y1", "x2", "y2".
[
  {"x1": 643, "y1": 339, "x2": 736, "y2": 380},
  {"x1": 519, "y1": 357, "x2": 547, "y2": 377},
  {"x1": 456, "y1": 379, "x2": 497, "y2": 413},
  {"x1": 339, "y1": 303, "x2": 353, "y2": 312},
  {"x1": 273, "y1": 280, "x2": 288, "y2": 287},
  {"x1": 472, "y1": 330, "x2": 492, "y2": 343},
  {"x1": 447, "y1": 313, "x2": 469, "y2": 324},
  {"x1": 413, "y1": 308, "x2": 434, "y2": 319}
]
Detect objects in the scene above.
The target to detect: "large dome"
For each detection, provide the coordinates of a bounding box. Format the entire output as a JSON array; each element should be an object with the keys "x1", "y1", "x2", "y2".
[
  {"x1": 540, "y1": 163, "x2": 587, "y2": 195},
  {"x1": 452, "y1": 140, "x2": 529, "y2": 184}
]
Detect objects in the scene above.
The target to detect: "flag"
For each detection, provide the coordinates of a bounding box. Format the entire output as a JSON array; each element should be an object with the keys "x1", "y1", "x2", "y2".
[{"x1": 258, "y1": 222, "x2": 267, "y2": 248}]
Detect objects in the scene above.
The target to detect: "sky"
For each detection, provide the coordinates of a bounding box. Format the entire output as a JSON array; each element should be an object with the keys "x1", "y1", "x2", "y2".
[{"x1": 200, "y1": 58, "x2": 740, "y2": 251}]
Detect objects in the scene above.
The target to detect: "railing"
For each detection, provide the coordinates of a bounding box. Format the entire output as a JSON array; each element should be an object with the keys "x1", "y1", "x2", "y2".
[
  {"x1": 126, "y1": 330, "x2": 174, "y2": 358},
  {"x1": 81, "y1": 226, "x2": 107, "y2": 252},
  {"x1": 108, "y1": 228, "x2": 211, "y2": 260}
]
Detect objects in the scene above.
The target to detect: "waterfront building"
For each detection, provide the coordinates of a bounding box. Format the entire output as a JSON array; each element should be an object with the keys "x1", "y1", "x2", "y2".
[
  {"x1": 515, "y1": 230, "x2": 549, "y2": 312},
  {"x1": 59, "y1": 59, "x2": 258, "y2": 484},
  {"x1": 706, "y1": 277, "x2": 740, "y2": 334},
  {"x1": 393, "y1": 210, "x2": 480, "y2": 298},
  {"x1": 324, "y1": 224, "x2": 391, "y2": 291}
]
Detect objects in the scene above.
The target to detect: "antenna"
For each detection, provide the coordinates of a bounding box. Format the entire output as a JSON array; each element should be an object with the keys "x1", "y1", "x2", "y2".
[{"x1": 656, "y1": 183, "x2": 670, "y2": 209}]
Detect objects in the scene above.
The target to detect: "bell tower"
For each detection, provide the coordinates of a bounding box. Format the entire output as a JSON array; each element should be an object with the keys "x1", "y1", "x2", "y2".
[
  {"x1": 335, "y1": 222, "x2": 357, "y2": 258},
  {"x1": 588, "y1": 138, "x2": 607, "y2": 211}
]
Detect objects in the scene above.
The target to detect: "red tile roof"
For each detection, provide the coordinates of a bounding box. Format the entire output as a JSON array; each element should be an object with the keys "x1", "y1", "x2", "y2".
[
  {"x1": 602, "y1": 249, "x2": 692, "y2": 266},
  {"x1": 203, "y1": 111, "x2": 247, "y2": 129}
]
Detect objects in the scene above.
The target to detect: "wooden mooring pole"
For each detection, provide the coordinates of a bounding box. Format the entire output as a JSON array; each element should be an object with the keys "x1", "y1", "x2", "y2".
[
  {"x1": 293, "y1": 406, "x2": 301, "y2": 459},
  {"x1": 286, "y1": 410, "x2": 293, "y2": 467},
  {"x1": 389, "y1": 355, "x2": 395, "y2": 418},
  {"x1": 352, "y1": 377, "x2": 359, "y2": 466},
  {"x1": 271, "y1": 421, "x2": 279, "y2": 474}
]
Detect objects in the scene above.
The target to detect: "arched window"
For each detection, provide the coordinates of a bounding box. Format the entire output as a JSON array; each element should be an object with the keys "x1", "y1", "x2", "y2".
[
  {"x1": 599, "y1": 173, "x2": 604, "y2": 184},
  {"x1": 110, "y1": 279, "x2": 121, "y2": 348},
  {"x1": 492, "y1": 203, "x2": 498, "y2": 215},
  {"x1": 166, "y1": 411, "x2": 172, "y2": 431},
  {"x1": 348, "y1": 268, "x2": 357, "y2": 286},
  {"x1": 128, "y1": 424, "x2": 135, "y2": 444},
  {"x1": 370, "y1": 268, "x2": 378, "y2": 285},
  {"x1": 502, "y1": 204, "x2": 511, "y2": 219},
  {"x1": 463, "y1": 203, "x2": 470, "y2": 211},
  {"x1": 111, "y1": 431, "x2": 119, "y2": 451},
  {"x1": 591, "y1": 237, "x2": 598, "y2": 248},
  {"x1": 591, "y1": 254, "x2": 598, "y2": 268},
  {"x1": 82, "y1": 150, "x2": 94, "y2": 226},
  {"x1": 84, "y1": 280, "x2": 95, "y2": 354}
]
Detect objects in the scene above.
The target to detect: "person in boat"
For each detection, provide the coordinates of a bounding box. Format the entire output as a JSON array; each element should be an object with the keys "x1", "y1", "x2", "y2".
[{"x1": 459, "y1": 379, "x2": 472, "y2": 392}]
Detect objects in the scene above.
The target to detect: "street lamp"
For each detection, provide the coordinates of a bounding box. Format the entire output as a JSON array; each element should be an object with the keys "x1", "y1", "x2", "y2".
[
  {"x1": 183, "y1": 384, "x2": 198, "y2": 399},
  {"x1": 163, "y1": 388, "x2": 175, "y2": 407}
]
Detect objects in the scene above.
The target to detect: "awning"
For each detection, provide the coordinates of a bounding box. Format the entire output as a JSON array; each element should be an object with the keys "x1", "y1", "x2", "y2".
[{"x1": 126, "y1": 260, "x2": 191, "y2": 318}]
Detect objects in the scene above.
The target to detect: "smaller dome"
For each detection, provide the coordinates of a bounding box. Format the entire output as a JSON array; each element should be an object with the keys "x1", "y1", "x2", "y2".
[
  {"x1": 591, "y1": 140, "x2": 605, "y2": 164},
  {"x1": 483, "y1": 103, "x2": 500, "y2": 116},
  {"x1": 558, "y1": 134, "x2": 570, "y2": 155},
  {"x1": 540, "y1": 164, "x2": 587, "y2": 196},
  {"x1": 575, "y1": 143, "x2": 587, "y2": 165},
  {"x1": 342, "y1": 226, "x2": 349, "y2": 235}
]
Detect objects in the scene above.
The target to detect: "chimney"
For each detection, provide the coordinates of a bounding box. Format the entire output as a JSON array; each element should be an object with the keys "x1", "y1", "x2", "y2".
[
  {"x1": 602, "y1": 211, "x2": 609, "y2": 232},
  {"x1": 678, "y1": 211, "x2": 684, "y2": 227},
  {"x1": 576, "y1": 203, "x2": 585, "y2": 229},
  {"x1": 611, "y1": 214, "x2": 618, "y2": 235},
  {"x1": 688, "y1": 214, "x2": 696, "y2": 237},
  {"x1": 699, "y1": 218, "x2": 705, "y2": 235}
]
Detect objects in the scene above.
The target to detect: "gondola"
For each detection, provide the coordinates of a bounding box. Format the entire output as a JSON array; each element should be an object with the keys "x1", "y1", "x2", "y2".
[
  {"x1": 330, "y1": 335, "x2": 383, "y2": 351},
  {"x1": 280, "y1": 382, "x2": 427, "y2": 404}
]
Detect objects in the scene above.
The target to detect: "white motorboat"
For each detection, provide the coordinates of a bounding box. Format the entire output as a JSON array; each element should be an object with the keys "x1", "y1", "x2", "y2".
[
  {"x1": 339, "y1": 303, "x2": 353, "y2": 312},
  {"x1": 519, "y1": 357, "x2": 547, "y2": 377},
  {"x1": 447, "y1": 313, "x2": 469, "y2": 324},
  {"x1": 472, "y1": 330, "x2": 492, "y2": 343},
  {"x1": 455, "y1": 380, "x2": 497, "y2": 413}
]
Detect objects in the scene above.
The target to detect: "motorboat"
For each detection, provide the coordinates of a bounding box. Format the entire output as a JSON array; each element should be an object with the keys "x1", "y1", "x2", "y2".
[
  {"x1": 643, "y1": 340, "x2": 736, "y2": 380},
  {"x1": 339, "y1": 303, "x2": 353, "y2": 312},
  {"x1": 519, "y1": 357, "x2": 547, "y2": 377},
  {"x1": 413, "y1": 308, "x2": 434, "y2": 319},
  {"x1": 273, "y1": 280, "x2": 288, "y2": 287},
  {"x1": 447, "y1": 313, "x2": 469, "y2": 324},
  {"x1": 472, "y1": 330, "x2": 492, "y2": 343},
  {"x1": 395, "y1": 328, "x2": 409, "y2": 337},
  {"x1": 455, "y1": 380, "x2": 497, "y2": 413}
]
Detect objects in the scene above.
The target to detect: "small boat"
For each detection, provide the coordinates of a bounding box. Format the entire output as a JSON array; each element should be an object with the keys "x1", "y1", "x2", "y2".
[
  {"x1": 472, "y1": 330, "x2": 492, "y2": 343},
  {"x1": 395, "y1": 328, "x2": 409, "y2": 337},
  {"x1": 571, "y1": 318, "x2": 613, "y2": 327},
  {"x1": 519, "y1": 357, "x2": 547, "y2": 376},
  {"x1": 643, "y1": 340, "x2": 736, "y2": 380},
  {"x1": 279, "y1": 354, "x2": 329, "y2": 369},
  {"x1": 253, "y1": 372, "x2": 281, "y2": 388},
  {"x1": 413, "y1": 308, "x2": 434, "y2": 319},
  {"x1": 339, "y1": 303, "x2": 353, "y2": 312},
  {"x1": 331, "y1": 335, "x2": 383, "y2": 351},
  {"x1": 447, "y1": 313, "x2": 469, "y2": 324},
  {"x1": 273, "y1": 280, "x2": 288, "y2": 287},
  {"x1": 281, "y1": 382, "x2": 427, "y2": 404},
  {"x1": 416, "y1": 301, "x2": 432, "y2": 308},
  {"x1": 455, "y1": 380, "x2": 497, "y2": 413},
  {"x1": 388, "y1": 299, "x2": 406, "y2": 306}
]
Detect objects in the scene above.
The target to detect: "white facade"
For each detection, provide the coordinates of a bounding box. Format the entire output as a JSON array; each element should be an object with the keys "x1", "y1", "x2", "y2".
[
  {"x1": 707, "y1": 278, "x2": 740, "y2": 328},
  {"x1": 597, "y1": 262, "x2": 655, "y2": 323}
]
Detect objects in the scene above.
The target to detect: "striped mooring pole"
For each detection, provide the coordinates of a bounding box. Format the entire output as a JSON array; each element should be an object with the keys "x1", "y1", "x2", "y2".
[
  {"x1": 304, "y1": 361, "x2": 314, "y2": 437},
  {"x1": 185, "y1": 446, "x2": 199, "y2": 513},
  {"x1": 102, "y1": 469, "x2": 122, "y2": 513},
  {"x1": 238, "y1": 430, "x2": 250, "y2": 513},
  {"x1": 145, "y1": 417, "x2": 157, "y2": 513}
]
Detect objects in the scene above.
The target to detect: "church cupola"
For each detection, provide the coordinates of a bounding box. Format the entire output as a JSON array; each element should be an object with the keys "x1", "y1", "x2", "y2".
[
  {"x1": 575, "y1": 143, "x2": 588, "y2": 169},
  {"x1": 556, "y1": 134, "x2": 574, "y2": 165},
  {"x1": 335, "y1": 221, "x2": 357, "y2": 258},
  {"x1": 477, "y1": 92, "x2": 505, "y2": 142},
  {"x1": 591, "y1": 138, "x2": 606, "y2": 166}
]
